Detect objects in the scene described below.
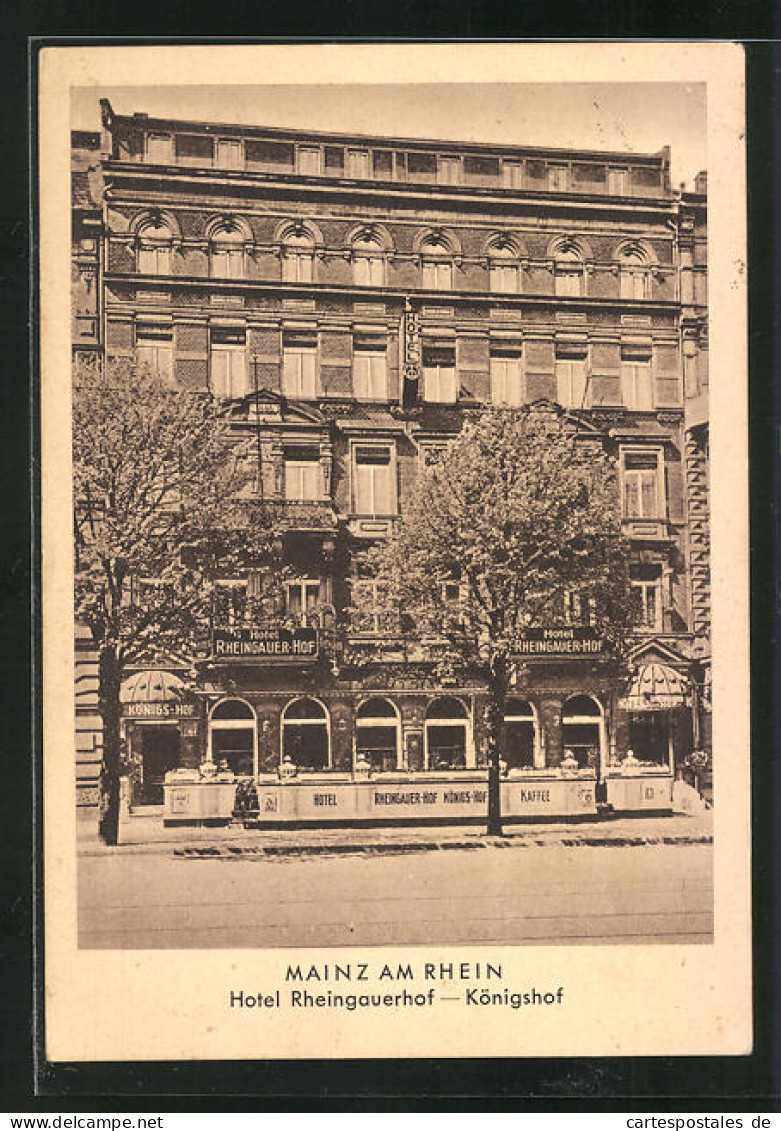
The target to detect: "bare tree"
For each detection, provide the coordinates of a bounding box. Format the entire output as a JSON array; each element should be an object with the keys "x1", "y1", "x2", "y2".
[
  {"x1": 73, "y1": 358, "x2": 281, "y2": 844},
  {"x1": 356, "y1": 406, "x2": 634, "y2": 835}
]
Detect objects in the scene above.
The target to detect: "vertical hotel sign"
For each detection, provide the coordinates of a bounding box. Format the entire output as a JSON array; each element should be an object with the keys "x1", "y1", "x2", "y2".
[{"x1": 400, "y1": 298, "x2": 421, "y2": 406}]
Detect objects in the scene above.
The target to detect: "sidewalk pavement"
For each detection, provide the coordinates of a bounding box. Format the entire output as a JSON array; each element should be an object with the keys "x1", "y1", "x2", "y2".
[{"x1": 77, "y1": 808, "x2": 713, "y2": 858}]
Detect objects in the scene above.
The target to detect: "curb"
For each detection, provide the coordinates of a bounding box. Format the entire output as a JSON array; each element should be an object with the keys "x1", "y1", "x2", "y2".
[{"x1": 79, "y1": 831, "x2": 713, "y2": 859}]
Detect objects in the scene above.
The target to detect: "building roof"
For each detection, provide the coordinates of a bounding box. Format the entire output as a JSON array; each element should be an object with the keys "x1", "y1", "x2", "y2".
[{"x1": 100, "y1": 99, "x2": 670, "y2": 168}]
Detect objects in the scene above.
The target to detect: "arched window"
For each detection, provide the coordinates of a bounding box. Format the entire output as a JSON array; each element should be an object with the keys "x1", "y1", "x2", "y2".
[
  {"x1": 208, "y1": 698, "x2": 257, "y2": 777},
  {"x1": 352, "y1": 232, "x2": 386, "y2": 287},
  {"x1": 420, "y1": 235, "x2": 454, "y2": 291},
  {"x1": 425, "y1": 696, "x2": 470, "y2": 770},
  {"x1": 281, "y1": 228, "x2": 316, "y2": 284},
  {"x1": 504, "y1": 699, "x2": 538, "y2": 769},
  {"x1": 561, "y1": 694, "x2": 604, "y2": 771},
  {"x1": 356, "y1": 697, "x2": 400, "y2": 771},
  {"x1": 553, "y1": 241, "x2": 585, "y2": 297},
  {"x1": 488, "y1": 239, "x2": 520, "y2": 294},
  {"x1": 136, "y1": 217, "x2": 174, "y2": 276},
  {"x1": 282, "y1": 697, "x2": 330, "y2": 770},
  {"x1": 617, "y1": 244, "x2": 651, "y2": 300},
  {"x1": 209, "y1": 222, "x2": 245, "y2": 280}
]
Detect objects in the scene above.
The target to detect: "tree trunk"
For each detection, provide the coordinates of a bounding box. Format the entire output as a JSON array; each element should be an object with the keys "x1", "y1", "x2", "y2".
[
  {"x1": 485, "y1": 656, "x2": 509, "y2": 837},
  {"x1": 97, "y1": 644, "x2": 123, "y2": 846}
]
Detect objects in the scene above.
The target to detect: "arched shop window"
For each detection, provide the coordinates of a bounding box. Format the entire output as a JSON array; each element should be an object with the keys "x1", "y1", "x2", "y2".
[
  {"x1": 561, "y1": 694, "x2": 603, "y2": 771},
  {"x1": 282, "y1": 697, "x2": 330, "y2": 770},
  {"x1": 504, "y1": 699, "x2": 537, "y2": 769},
  {"x1": 356, "y1": 698, "x2": 400, "y2": 771},
  {"x1": 209, "y1": 698, "x2": 257, "y2": 777},
  {"x1": 425, "y1": 696, "x2": 469, "y2": 770}
]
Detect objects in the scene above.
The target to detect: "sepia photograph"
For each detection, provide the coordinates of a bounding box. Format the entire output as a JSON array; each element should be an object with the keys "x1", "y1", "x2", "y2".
[{"x1": 41, "y1": 43, "x2": 749, "y2": 1061}]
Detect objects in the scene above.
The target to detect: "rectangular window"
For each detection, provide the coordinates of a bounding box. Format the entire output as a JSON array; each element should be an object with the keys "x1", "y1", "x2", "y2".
[
  {"x1": 489, "y1": 263, "x2": 520, "y2": 294},
  {"x1": 216, "y1": 139, "x2": 243, "y2": 169},
  {"x1": 555, "y1": 347, "x2": 589, "y2": 408},
  {"x1": 354, "y1": 254, "x2": 385, "y2": 287},
  {"x1": 285, "y1": 580, "x2": 321, "y2": 624},
  {"x1": 421, "y1": 259, "x2": 453, "y2": 291},
  {"x1": 282, "y1": 252, "x2": 314, "y2": 284},
  {"x1": 503, "y1": 161, "x2": 524, "y2": 188},
  {"x1": 565, "y1": 590, "x2": 594, "y2": 626},
  {"x1": 282, "y1": 332, "x2": 317, "y2": 398},
  {"x1": 353, "y1": 340, "x2": 388, "y2": 400},
  {"x1": 423, "y1": 344, "x2": 457, "y2": 403},
  {"x1": 555, "y1": 266, "x2": 583, "y2": 297},
  {"x1": 608, "y1": 168, "x2": 629, "y2": 195},
  {"x1": 284, "y1": 446, "x2": 321, "y2": 501},
  {"x1": 438, "y1": 156, "x2": 462, "y2": 185},
  {"x1": 548, "y1": 164, "x2": 568, "y2": 191},
  {"x1": 136, "y1": 324, "x2": 173, "y2": 382},
  {"x1": 621, "y1": 348, "x2": 654, "y2": 410},
  {"x1": 297, "y1": 146, "x2": 322, "y2": 175},
  {"x1": 146, "y1": 133, "x2": 173, "y2": 164},
  {"x1": 346, "y1": 149, "x2": 371, "y2": 178},
  {"x1": 353, "y1": 445, "x2": 395, "y2": 515},
  {"x1": 210, "y1": 328, "x2": 247, "y2": 399},
  {"x1": 350, "y1": 578, "x2": 393, "y2": 634},
  {"x1": 620, "y1": 268, "x2": 649, "y2": 300},
  {"x1": 623, "y1": 451, "x2": 663, "y2": 519},
  {"x1": 211, "y1": 246, "x2": 244, "y2": 280},
  {"x1": 137, "y1": 242, "x2": 171, "y2": 276},
  {"x1": 490, "y1": 345, "x2": 523, "y2": 406},
  {"x1": 630, "y1": 566, "x2": 663, "y2": 630}
]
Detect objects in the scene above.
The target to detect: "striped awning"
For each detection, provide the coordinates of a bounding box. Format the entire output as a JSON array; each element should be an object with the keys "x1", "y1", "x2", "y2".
[
  {"x1": 120, "y1": 669, "x2": 187, "y2": 704},
  {"x1": 622, "y1": 663, "x2": 690, "y2": 712}
]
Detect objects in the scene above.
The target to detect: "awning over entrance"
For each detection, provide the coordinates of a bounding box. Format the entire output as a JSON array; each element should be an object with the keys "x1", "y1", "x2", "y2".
[
  {"x1": 121, "y1": 669, "x2": 187, "y2": 704},
  {"x1": 622, "y1": 663, "x2": 690, "y2": 712}
]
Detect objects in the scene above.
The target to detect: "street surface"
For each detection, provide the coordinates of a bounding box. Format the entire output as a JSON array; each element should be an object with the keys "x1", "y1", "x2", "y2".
[{"x1": 78, "y1": 842, "x2": 713, "y2": 948}]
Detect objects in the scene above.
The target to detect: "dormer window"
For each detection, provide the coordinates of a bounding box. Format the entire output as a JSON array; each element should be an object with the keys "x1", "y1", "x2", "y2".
[
  {"x1": 346, "y1": 149, "x2": 371, "y2": 179},
  {"x1": 437, "y1": 156, "x2": 462, "y2": 185},
  {"x1": 146, "y1": 132, "x2": 173, "y2": 164},
  {"x1": 216, "y1": 139, "x2": 243, "y2": 169},
  {"x1": 297, "y1": 146, "x2": 322, "y2": 176}
]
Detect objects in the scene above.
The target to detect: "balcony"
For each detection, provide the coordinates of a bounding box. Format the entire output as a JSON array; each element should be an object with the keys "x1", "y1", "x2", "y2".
[{"x1": 276, "y1": 500, "x2": 338, "y2": 535}]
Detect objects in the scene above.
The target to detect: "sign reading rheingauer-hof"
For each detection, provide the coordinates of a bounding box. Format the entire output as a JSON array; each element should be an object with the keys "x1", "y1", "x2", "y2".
[
  {"x1": 212, "y1": 626, "x2": 319, "y2": 661},
  {"x1": 512, "y1": 626, "x2": 606, "y2": 657}
]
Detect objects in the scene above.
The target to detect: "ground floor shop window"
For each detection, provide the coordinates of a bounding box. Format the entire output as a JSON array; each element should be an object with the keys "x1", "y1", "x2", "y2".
[
  {"x1": 561, "y1": 694, "x2": 603, "y2": 770},
  {"x1": 209, "y1": 698, "x2": 256, "y2": 777},
  {"x1": 425, "y1": 697, "x2": 469, "y2": 770},
  {"x1": 628, "y1": 711, "x2": 673, "y2": 767},
  {"x1": 282, "y1": 697, "x2": 330, "y2": 770},
  {"x1": 355, "y1": 697, "x2": 400, "y2": 771},
  {"x1": 504, "y1": 699, "x2": 537, "y2": 769},
  {"x1": 134, "y1": 724, "x2": 181, "y2": 805}
]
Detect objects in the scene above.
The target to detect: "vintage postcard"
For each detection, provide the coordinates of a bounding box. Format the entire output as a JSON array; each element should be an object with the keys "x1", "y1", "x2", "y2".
[{"x1": 40, "y1": 42, "x2": 750, "y2": 1062}]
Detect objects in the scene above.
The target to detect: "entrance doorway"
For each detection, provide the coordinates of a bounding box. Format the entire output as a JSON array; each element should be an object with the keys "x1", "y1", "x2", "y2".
[
  {"x1": 138, "y1": 725, "x2": 180, "y2": 804},
  {"x1": 628, "y1": 712, "x2": 673, "y2": 767},
  {"x1": 504, "y1": 699, "x2": 537, "y2": 769}
]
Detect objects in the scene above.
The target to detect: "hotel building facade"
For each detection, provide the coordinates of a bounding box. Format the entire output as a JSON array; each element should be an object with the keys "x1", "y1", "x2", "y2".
[{"x1": 72, "y1": 100, "x2": 710, "y2": 823}]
